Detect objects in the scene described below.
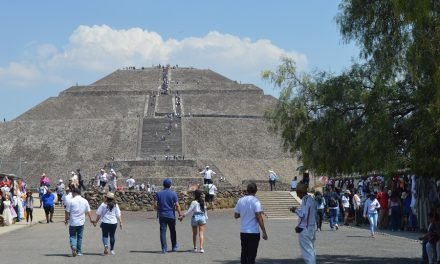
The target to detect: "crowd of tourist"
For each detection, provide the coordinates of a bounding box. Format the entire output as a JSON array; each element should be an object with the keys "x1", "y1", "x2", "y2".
[{"x1": 0, "y1": 175, "x2": 28, "y2": 225}]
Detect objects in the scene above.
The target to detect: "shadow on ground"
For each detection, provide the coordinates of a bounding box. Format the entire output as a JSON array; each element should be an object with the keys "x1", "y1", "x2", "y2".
[{"x1": 213, "y1": 255, "x2": 420, "y2": 264}]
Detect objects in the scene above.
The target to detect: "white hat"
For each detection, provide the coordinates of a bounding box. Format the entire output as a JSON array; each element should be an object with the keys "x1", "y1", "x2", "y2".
[
  {"x1": 110, "y1": 169, "x2": 115, "y2": 173},
  {"x1": 71, "y1": 171, "x2": 75, "y2": 175},
  {"x1": 206, "y1": 166, "x2": 209, "y2": 169},
  {"x1": 59, "y1": 179, "x2": 63, "y2": 183}
]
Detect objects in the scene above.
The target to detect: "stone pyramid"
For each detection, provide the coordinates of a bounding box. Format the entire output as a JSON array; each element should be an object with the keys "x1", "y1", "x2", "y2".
[{"x1": 0, "y1": 66, "x2": 299, "y2": 189}]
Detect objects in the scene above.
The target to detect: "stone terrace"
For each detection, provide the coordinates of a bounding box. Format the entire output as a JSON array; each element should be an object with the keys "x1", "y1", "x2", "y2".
[
  {"x1": 183, "y1": 117, "x2": 288, "y2": 159},
  {"x1": 182, "y1": 93, "x2": 276, "y2": 116},
  {"x1": 92, "y1": 68, "x2": 162, "y2": 86},
  {"x1": 15, "y1": 95, "x2": 146, "y2": 120},
  {"x1": 0, "y1": 119, "x2": 138, "y2": 162}
]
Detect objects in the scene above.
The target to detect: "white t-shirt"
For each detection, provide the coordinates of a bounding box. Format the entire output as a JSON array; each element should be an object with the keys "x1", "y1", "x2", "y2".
[
  {"x1": 204, "y1": 184, "x2": 217, "y2": 195},
  {"x1": 100, "y1": 173, "x2": 108, "y2": 183},
  {"x1": 341, "y1": 195, "x2": 350, "y2": 208},
  {"x1": 290, "y1": 180, "x2": 298, "y2": 189},
  {"x1": 184, "y1": 200, "x2": 208, "y2": 218},
  {"x1": 66, "y1": 195, "x2": 91, "y2": 226},
  {"x1": 126, "y1": 178, "x2": 135, "y2": 188},
  {"x1": 296, "y1": 195, "x2": 317, "y2": 229},
  {"x1": 201, "y1": 169, "x2": 216, "y2": 180},
  {"x1": 62, "y1": 192, "x2": 72, "y2": 205},
  {"x1": 96, "y1": 202, "x2": 121, "y2": 224},
  {"x1": 234, "y1": 195, "x2": 263, "y2": 233}
]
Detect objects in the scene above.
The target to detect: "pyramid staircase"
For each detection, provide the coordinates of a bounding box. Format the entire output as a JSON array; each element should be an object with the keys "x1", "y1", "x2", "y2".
[
  {"x1": 52, "y1": 204, "x2": 66, "y2": 222},
  {"x1": 256, "y1": 191, "x2": 300, "y2": 220}
]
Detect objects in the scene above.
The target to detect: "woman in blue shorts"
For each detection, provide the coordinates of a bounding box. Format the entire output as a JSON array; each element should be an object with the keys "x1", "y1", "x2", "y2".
[{"x1": 179, "y1": 189, "x2": 208, "y2": 253}]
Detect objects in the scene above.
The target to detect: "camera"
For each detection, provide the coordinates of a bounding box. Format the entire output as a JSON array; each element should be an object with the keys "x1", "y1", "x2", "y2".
[{"x1": 295, "y1": 226, "x2": 303, "y2": 233}]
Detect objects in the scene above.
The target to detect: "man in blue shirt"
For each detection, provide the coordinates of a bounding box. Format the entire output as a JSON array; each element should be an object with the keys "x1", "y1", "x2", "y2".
[
  {"x1": 41, "y1": 187, "x2": 55, "y2": 223},
  {"x1": 155, "y1": 179, "x2": 182, "y2": 253}
]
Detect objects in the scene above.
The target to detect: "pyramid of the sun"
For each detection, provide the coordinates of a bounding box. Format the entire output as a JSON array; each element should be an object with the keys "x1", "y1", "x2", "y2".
[{"x1": 0, "y1": 66, "x2": 299, "y2": 188}]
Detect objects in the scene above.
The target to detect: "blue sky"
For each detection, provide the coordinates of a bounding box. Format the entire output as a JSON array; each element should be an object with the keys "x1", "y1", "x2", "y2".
[{"x1": 0, "y1": 1, "x2": 360, "y2": 120}]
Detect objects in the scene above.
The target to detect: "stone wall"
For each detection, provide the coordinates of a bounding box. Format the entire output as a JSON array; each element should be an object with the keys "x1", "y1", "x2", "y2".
[
  {"x1": 83, "y1": 189, "x2": 245, "y2": 211},
  {"x1": 183, "y1": 117, "x2": 290, "y2": 159}
]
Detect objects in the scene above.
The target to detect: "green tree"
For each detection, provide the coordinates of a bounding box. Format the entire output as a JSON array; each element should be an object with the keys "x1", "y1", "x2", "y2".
[{"x1": 264, "y1": 0, "x2": 440, "y2": 176}]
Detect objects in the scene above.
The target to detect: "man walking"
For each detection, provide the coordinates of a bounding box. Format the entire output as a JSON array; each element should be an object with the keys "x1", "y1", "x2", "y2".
[
  {"x1": 291, "y1": 182, "x2": 317, "y2": 264},
  {"x1": 41, "y1": 187, "x2": 55, "y2": 223},
  {"x1": 156, "y1": 179, "x2": 182, "y2": 253},
  {"x1": 77, "y1": 169, "x2": 86, "y2": 191},
  {"x1": 268, "y1": 170, "x2": 278, "y2": 191},
  {"x1": 234, "y1": 182, "x2": 268, "y2": 264},
  {"x1": 65, "y1": 188, "x2": 93, "y2": 257}
]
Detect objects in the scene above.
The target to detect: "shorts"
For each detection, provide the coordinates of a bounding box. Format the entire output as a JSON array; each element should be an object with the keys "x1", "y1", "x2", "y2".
[
  {"x1": 191, "y1": 213, "x2": 207, "y2": 226},
  {"x1": 43, "y1": 206, "x2": 54, "y2": 215},
  {"x1": 205, "y1": 194, "x2": 214, "y2": 203}
]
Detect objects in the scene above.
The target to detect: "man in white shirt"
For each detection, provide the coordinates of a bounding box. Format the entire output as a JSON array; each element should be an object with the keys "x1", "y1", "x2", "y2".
[
  {"x1": 290, "y1": 182, "x2": 317, "y2": 264},
  {"x1": 234, "y1": 182, "x2": 268, "y2": 264},
  {"x1": 126, "y1": 176, "x2": 136, "y2": 190},
  {"x1": 61, "y1": 187, "x2": 72, "y2": 208},
  {"x1": 268, "y1": 170, "x2": 278, "y2": 191},
  {"x1": 64, "y1": 188, "x2": 93, "y2": 257},
  {"x1": 204, "y1": 183, "x2": 218, "y2": 210},
  {"x1": 99, "y1": 169, "x2": 108, "y2": 190},
  {"x1": 109, "y1": 169, "x2": 118, "y2": 192},
  {"x1": 200, "y1": 166, "x2": 216, "y2": 184},
  {"x1": 290, "y1": 176, "x2": 298, "y2": 191}
]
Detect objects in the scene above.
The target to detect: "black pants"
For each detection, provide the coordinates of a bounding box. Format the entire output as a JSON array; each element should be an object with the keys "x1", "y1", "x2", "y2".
[
  {"x1": 26, "y1": 208, "x2": 33, "y2": 222},
  {"x1": 316, "y1": 209, "x2": 324, "y2": 229},
  {"x1": 101, "y1": 222, "x2": 118, "y2": 250},
  {"x1": 79, "y1": 180, "x2": 86, "y2": 191},
  {"x1": 240, "y1": 233, "x2": 260, "y2": 264},
  {"x1": 269, "y1": 180, "x2": 276, "y2": 191},
  {"x1": 204, "y1": 179, "x2": 212, "y2": 184}
]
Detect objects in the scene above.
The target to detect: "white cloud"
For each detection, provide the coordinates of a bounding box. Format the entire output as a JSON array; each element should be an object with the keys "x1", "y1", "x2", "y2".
[
  {"x1": 0, "y1": 25, "x2": 307, "y2": 91},
  {"x1": 0, "y1": 62, "x2": 42, "y2": 88}
]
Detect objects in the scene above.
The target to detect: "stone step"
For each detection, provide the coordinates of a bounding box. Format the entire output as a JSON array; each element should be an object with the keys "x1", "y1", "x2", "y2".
[{"x1": 257, "y1": 191, "x2": 300, "y2": 219}]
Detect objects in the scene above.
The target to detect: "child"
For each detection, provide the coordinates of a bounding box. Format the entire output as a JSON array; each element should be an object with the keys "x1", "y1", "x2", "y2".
[{"x1": 25, "y1": 191, "x2": 34, "y2": 224}]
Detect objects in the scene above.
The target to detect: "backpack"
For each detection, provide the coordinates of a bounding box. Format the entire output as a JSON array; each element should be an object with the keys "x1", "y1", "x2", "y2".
[
  {"x1": 315, "y1": 196, "x2": 324, "y2": 206},
  {"x1": 328, "y1": 196, "x2": 338, "y2": 207}
]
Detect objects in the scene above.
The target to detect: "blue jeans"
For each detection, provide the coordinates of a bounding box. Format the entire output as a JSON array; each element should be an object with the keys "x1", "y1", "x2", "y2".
[
  {"x1": 329, "y1": 208, "x2": 338, "y2": 228},
  {"x1": 69, "y1": 225, "x2": 84, "y2": 252},
  {"x1": 159, "y1": 217, "x2": 177, "y2": 251},
  {"x1": 368, "y1": 213, "x2": 378, "y2": 236}
]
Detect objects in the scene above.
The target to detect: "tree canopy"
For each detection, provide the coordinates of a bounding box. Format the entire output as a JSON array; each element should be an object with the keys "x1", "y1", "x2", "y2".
[{"x1": 263, "y1": 0, "x2": 440, "y2": 176}]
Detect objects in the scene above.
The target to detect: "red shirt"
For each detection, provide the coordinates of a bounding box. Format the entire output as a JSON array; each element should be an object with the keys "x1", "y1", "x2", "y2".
[{"x1": 376, "y1": 192, "x2": 389, "y2": 209}]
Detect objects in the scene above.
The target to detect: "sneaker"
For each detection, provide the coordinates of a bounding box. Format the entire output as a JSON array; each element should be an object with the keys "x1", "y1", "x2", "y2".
[
  {"x1": 110, "y1": 250, "x2": 115, "y2": 255},
  {"x1": 162, "y1": 249, "x2": 167, "y2": 254},
  {"x1": 172, "y1": 244, "x2": 179, "y2": 252},
  {"x1": 193, "y1": 248, "x2": 198, "y2": 253},
  {"x1": 77, "y1": 252, "x2": 83, "y2": 256},
  {"x1": 200, "y1": 249, "x2": 205, "y2": 253},
  {"x1": 104, "y1": 246, "x2": 109, "y2": 255},
  {"x1": 335, "y1": 225, "x2": 339, "y2": 230},
  {"x1": 71, "y1": 249, "x2": 77, "y2": 257}
]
